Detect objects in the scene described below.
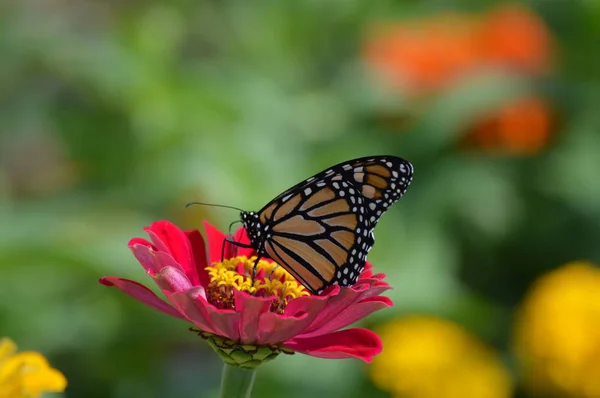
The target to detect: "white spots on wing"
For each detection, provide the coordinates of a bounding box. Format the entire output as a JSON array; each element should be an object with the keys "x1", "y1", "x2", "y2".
[
  {"x1": 316, "y1": 182, "x2": 326, "y2": 188},
  {"x1": 342, "y1": 164, "x2": 352, "y2": 171},
  {"x1": 369, "y1": 203, "x2": 376, "y2": 211},
  {"x1": 339, "y1": 191, "x2": 345, "y2": 197},
  {"x1": 392, "y1": 171, "x2": 399, "y2": 178},
  {"x1": 325, "y1": 169, "x2": 334, "y2": 175},
  {"x1": 282, "y1": 193, "x2": 292, "y2": 202},
  {"x1": 386, "y1": 161, "x2": 393, "y2": 167},
  {"x1": 333, "y1": 182, "x2": 340, "y2": 189},
  {"x1": 304, "y1": 187, "x2": 312, "y2": 196}
]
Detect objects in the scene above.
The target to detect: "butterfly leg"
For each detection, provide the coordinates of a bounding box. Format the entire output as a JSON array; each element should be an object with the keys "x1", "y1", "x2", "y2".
[
  {"x1": 222, "y1": 237, "x2": 254, "y2": 261},
  {"x1": 267, "y1": 265, "x2": 281, "y2": 280},
  {"x1": 222, "y1": 238, "x2": 261, "y2": 282},
  {"x1": 251, "y1": 256, "x2": 262, "y2": 283}
]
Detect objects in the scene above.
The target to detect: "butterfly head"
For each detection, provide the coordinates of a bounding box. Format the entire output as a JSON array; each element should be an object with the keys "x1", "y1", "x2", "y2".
[{"x1": 240, "y1": 211, "x2": 261, "y2": 244}]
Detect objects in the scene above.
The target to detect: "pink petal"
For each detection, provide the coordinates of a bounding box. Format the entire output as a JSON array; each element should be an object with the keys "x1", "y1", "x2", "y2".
[
  {"x1": 152, "y1": 266, "x2": 193, "y2": 293},
  {"x1": 256, "y1": 311, "x2": 309, "y2": 346},
  {"x1": 130, "y1": 244, "x2": 182, "y2": 275},
  {"x1": 144, "y1": 221, "x2": 200, "y2": 285},
  {"x1": 129, "y1": 244, "x2": 159, "y2": 274},
  {"x1": 234, "y1": 290, "x2": 275, "y2": 343},
  {"x1": 370, "y1": 273, "x2": 387, "y2": 281},
  {"x1": 348, "y1": 279, "x2": 392, "y2": 303},
  {"x1": 167, "y1": 289, "x2": 218, "y2": 334},
  {"x1": 128, "y1": 237, "x2": 154, "y2": 249},
  {"x1": 255, "y1": 295, "x2": 329, "y2": 345},
  {"x1": 284, "y1": 328, "x2": 383, "y2": 362},
  {"x1": 360, "y1": 261, "x2": 374, "y2": 278},
  {"x1": 283, "y1": 293, "x2": 330, "y2": 319},
  {"x1": 99, "y1": 276, "x2": 186, "y2": 320},
  {"x1": 169, "y1": 290, "x2": 240, "y2": 341},
  {"x1": 303, "y1": 283, "x2": 392, "y2": 336},
  {"x1": 297, "y1": 296, "x2": 393, "y2": 338},
  {"x1": 301, "y1": 285, "x2": 365, "y2": 334},
  {"x1": 184, "y1": 229, "x2": 211, "y2": 287}
]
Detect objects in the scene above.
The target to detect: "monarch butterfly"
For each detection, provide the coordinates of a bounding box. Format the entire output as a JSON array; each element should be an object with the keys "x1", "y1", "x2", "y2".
[{"x1": 232, "y1": 156, "x2": 413, "y2": 294}]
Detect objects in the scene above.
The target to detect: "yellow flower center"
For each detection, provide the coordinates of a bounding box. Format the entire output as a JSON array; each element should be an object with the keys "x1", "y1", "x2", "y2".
[{"x1": 205, "y1": 256, "x2": 310, "y2": 313}]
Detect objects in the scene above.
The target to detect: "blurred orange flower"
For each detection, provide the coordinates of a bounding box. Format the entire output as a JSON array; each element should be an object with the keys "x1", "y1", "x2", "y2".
[
  {"x1": 370, "y1": 315, "x2": 512, "y2": 398},
  {"x1": 513, "y1": 261, "x2": 600, "y2": 398},
  {"x1": 363, "y1": 13, "x2": 479, "y2": 94},
  {"x1": 477, "y1": 4, "x2": 552, "y2": 74},
  {"x1": 463, "y1": 96, "x2": 554, "y2": 154},
  {"x1": 363, "y1": 4, "x2": 555, "y2": 153},
  {"x1": 363, "y1": 4, "x2": 552, "y2": 95}
]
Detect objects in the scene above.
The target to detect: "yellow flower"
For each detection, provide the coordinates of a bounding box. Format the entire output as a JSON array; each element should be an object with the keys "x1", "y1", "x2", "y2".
[
  {"x1": 370, "y1": 316, "x2": 512, "y2": 398},
  {"x1": 0, "y1": 338, "x2": 67, "y2": 398},
  {"x1": 513, "y1": 261, "x2": 600, "y2": 398}
]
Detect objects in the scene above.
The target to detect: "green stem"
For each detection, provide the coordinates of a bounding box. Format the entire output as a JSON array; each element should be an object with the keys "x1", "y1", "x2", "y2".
[{"x1": 218, "y1": 363, "x2": 257, "y2": 398}]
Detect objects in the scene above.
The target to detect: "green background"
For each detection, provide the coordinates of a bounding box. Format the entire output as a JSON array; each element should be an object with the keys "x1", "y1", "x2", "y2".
[{"x1": 1, "y1": 0, "x2": 599, "y2": 397}]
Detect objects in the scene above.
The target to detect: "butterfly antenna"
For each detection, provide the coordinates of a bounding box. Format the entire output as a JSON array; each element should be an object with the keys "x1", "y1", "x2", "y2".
[
  {"x1": 185, "y1": 201, "x2": 245, "y2": 213},
  {"x1": 228, "y1": 220, "x2": 242, "y2": 236}
]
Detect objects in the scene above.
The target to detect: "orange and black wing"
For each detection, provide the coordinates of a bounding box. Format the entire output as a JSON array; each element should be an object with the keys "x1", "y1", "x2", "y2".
[{"x1": 255, "y1": 156, "x2": 413, "y2": 294}]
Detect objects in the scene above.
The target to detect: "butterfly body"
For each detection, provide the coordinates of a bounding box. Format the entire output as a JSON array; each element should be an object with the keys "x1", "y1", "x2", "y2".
[{"x1": 241, "y1": 156, "x2": 413, "y2": 294}]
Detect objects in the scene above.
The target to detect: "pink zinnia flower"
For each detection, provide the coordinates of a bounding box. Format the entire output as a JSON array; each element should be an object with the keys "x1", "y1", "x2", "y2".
[{"x1": 100, "y1": 220, "x2": 392, "y2": 366}]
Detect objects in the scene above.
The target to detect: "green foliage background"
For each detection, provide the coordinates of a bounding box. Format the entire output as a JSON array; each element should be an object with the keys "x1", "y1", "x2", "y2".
[{"x1": 1, "y1": 1, "x2": 600, "y2": 397}]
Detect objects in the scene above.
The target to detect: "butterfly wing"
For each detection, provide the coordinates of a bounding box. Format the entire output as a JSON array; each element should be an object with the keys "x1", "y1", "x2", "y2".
[{"x1": 255, "y1": 156, "x2": 413, "y2": 294}]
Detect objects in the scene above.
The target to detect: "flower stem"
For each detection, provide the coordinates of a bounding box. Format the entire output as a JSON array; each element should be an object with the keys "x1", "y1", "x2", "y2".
[{"x1": 218, "y1": 363, "x2": 257, "y2": 398}]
